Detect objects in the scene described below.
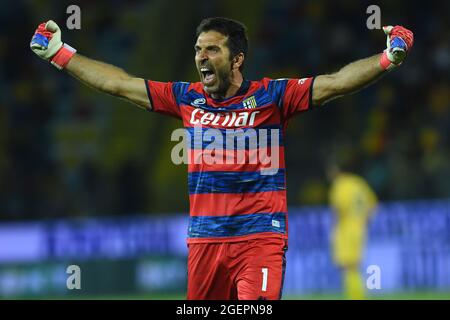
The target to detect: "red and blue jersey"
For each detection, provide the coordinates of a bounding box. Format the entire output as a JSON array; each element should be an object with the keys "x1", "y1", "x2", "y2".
[{"x1": 145, "y1": 77, "x2": 315, "y2": 243}]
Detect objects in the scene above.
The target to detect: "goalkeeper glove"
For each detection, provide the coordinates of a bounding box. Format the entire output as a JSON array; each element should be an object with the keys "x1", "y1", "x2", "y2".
[
  {"x1": 30, "y1": 20, "x2": 76, "y2": 70},
  {"x1": 380, "y1": 25, "x2": 414, "y2": 70}
]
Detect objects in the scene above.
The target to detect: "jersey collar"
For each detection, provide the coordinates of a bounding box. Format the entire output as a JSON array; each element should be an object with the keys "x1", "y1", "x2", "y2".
[{"x1": 209, "y1": 79, "x2": 251, "y2": 103}]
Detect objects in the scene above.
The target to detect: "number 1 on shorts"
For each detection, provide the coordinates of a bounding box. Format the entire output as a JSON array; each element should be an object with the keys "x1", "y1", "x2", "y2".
[{"x1": 261, "y1": 268, "x2": 268, "y2": 292}]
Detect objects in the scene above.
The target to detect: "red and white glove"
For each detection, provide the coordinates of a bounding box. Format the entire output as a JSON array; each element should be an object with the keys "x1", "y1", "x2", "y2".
[
  {"x1": 380, "y1": 25, "x2": 414, "y2": 70},
  {"x1": 30, "y1": 20, "x2": 76, "y2": 70}
]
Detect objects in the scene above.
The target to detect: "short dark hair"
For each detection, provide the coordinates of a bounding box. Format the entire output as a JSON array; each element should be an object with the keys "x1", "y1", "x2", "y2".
[{"x1": 196, "y1": 17, "x2": 248, "y2": 71}]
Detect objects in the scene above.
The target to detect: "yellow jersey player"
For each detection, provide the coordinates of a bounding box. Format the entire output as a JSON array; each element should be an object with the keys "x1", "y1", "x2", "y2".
[{"x1": 328, "y1": 164, "x2": 378, "y2": 300}]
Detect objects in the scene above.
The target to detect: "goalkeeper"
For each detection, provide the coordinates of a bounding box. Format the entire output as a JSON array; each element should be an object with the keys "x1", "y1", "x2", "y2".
[{"x1": 30, "y1": 19, "x2": 412, "y2": 300}]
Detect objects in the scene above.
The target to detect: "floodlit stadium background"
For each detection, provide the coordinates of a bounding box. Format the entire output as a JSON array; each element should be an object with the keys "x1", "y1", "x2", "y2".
[{"x1": 0, "y1": 0, "x2": 449, "y2": 299}]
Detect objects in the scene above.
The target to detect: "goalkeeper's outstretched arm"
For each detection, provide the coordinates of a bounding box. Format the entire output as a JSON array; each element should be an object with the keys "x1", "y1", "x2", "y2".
[
  {"x1": 65, "y1": 54, "x2": 149, "y2": 109},
  {"x1": 312, "y1": 25, "x2": 413, "y2": 106},
  {"x1": 30, "y1": 20, "x2": 150, "y2": 110},
  {"x1": 312, "y1": 54, "x2": 383, "y2": 106}
]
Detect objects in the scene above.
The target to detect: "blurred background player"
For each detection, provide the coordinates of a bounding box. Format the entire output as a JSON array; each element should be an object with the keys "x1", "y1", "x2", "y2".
[{"x1": 327, "y1": 154, "x2": 378, "y2": 300}]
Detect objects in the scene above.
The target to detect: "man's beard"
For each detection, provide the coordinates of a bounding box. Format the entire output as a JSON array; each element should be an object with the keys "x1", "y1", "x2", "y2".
[{"x1": 207, "y1": 65, "x2": 232, "y2": 98}]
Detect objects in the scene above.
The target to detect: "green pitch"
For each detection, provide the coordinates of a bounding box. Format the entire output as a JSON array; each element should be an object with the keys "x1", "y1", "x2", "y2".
[{"x1": 23, "y1": 292, "x2": 450, "y2": 300}]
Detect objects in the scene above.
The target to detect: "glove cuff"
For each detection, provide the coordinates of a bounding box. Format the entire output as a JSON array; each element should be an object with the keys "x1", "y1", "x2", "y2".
[
  {"x1": 380, "y1": 50, "x2": 396, "y2": 71},
  {"x1": 50, "y1": 43, "x2": 76, "y2": 70}
]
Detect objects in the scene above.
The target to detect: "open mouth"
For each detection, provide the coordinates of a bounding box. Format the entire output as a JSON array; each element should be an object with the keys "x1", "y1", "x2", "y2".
[{"x1": 200, "y1": 67, "x2": 216, "y2": 86}]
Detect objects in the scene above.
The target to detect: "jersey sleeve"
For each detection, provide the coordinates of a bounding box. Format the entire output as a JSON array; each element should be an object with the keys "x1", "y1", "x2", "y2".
[
  {"x1": 265, "y1": 77, "x2": 315, "y2": 121},
  {"x1": 144, "y1": 80, "x2": 190, "y2": 119}
]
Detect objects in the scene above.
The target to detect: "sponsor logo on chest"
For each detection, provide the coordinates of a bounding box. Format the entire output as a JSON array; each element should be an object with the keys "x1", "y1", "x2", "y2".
[{"x1": 190, "y1": 108, "x2": 260, "y2": 127}]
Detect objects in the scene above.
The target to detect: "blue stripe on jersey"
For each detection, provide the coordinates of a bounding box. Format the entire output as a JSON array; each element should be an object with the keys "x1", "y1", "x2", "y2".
[
  {"x1": 267, "y1": 79, "x2": 288, "y2": 108},
  {"x1": 186, "y1": 125, "x2": 283, "y2": 150},
  {"x1": 188, "y1": 212, "x2": 287, "y2": 238},
  {"x1": 180, "y1": 87, "x2": 273, "y2": 111},
  {"x1": 188, "y1": 169, "x2": 286, "y2": 194},
  {"x1": 172, "y1": 82, "x2": 190, "y2": 105}
]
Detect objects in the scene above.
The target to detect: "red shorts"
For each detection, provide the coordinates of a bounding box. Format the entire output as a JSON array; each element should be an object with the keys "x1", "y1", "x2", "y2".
[{"x1": 187, "y1": 237, "x2": 287, "y2": 300}]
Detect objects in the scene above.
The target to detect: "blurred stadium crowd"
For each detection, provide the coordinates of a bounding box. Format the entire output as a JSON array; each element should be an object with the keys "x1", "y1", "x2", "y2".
[{"x1": 0, "y1": 0, "x2": 448, "y2": 220}]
